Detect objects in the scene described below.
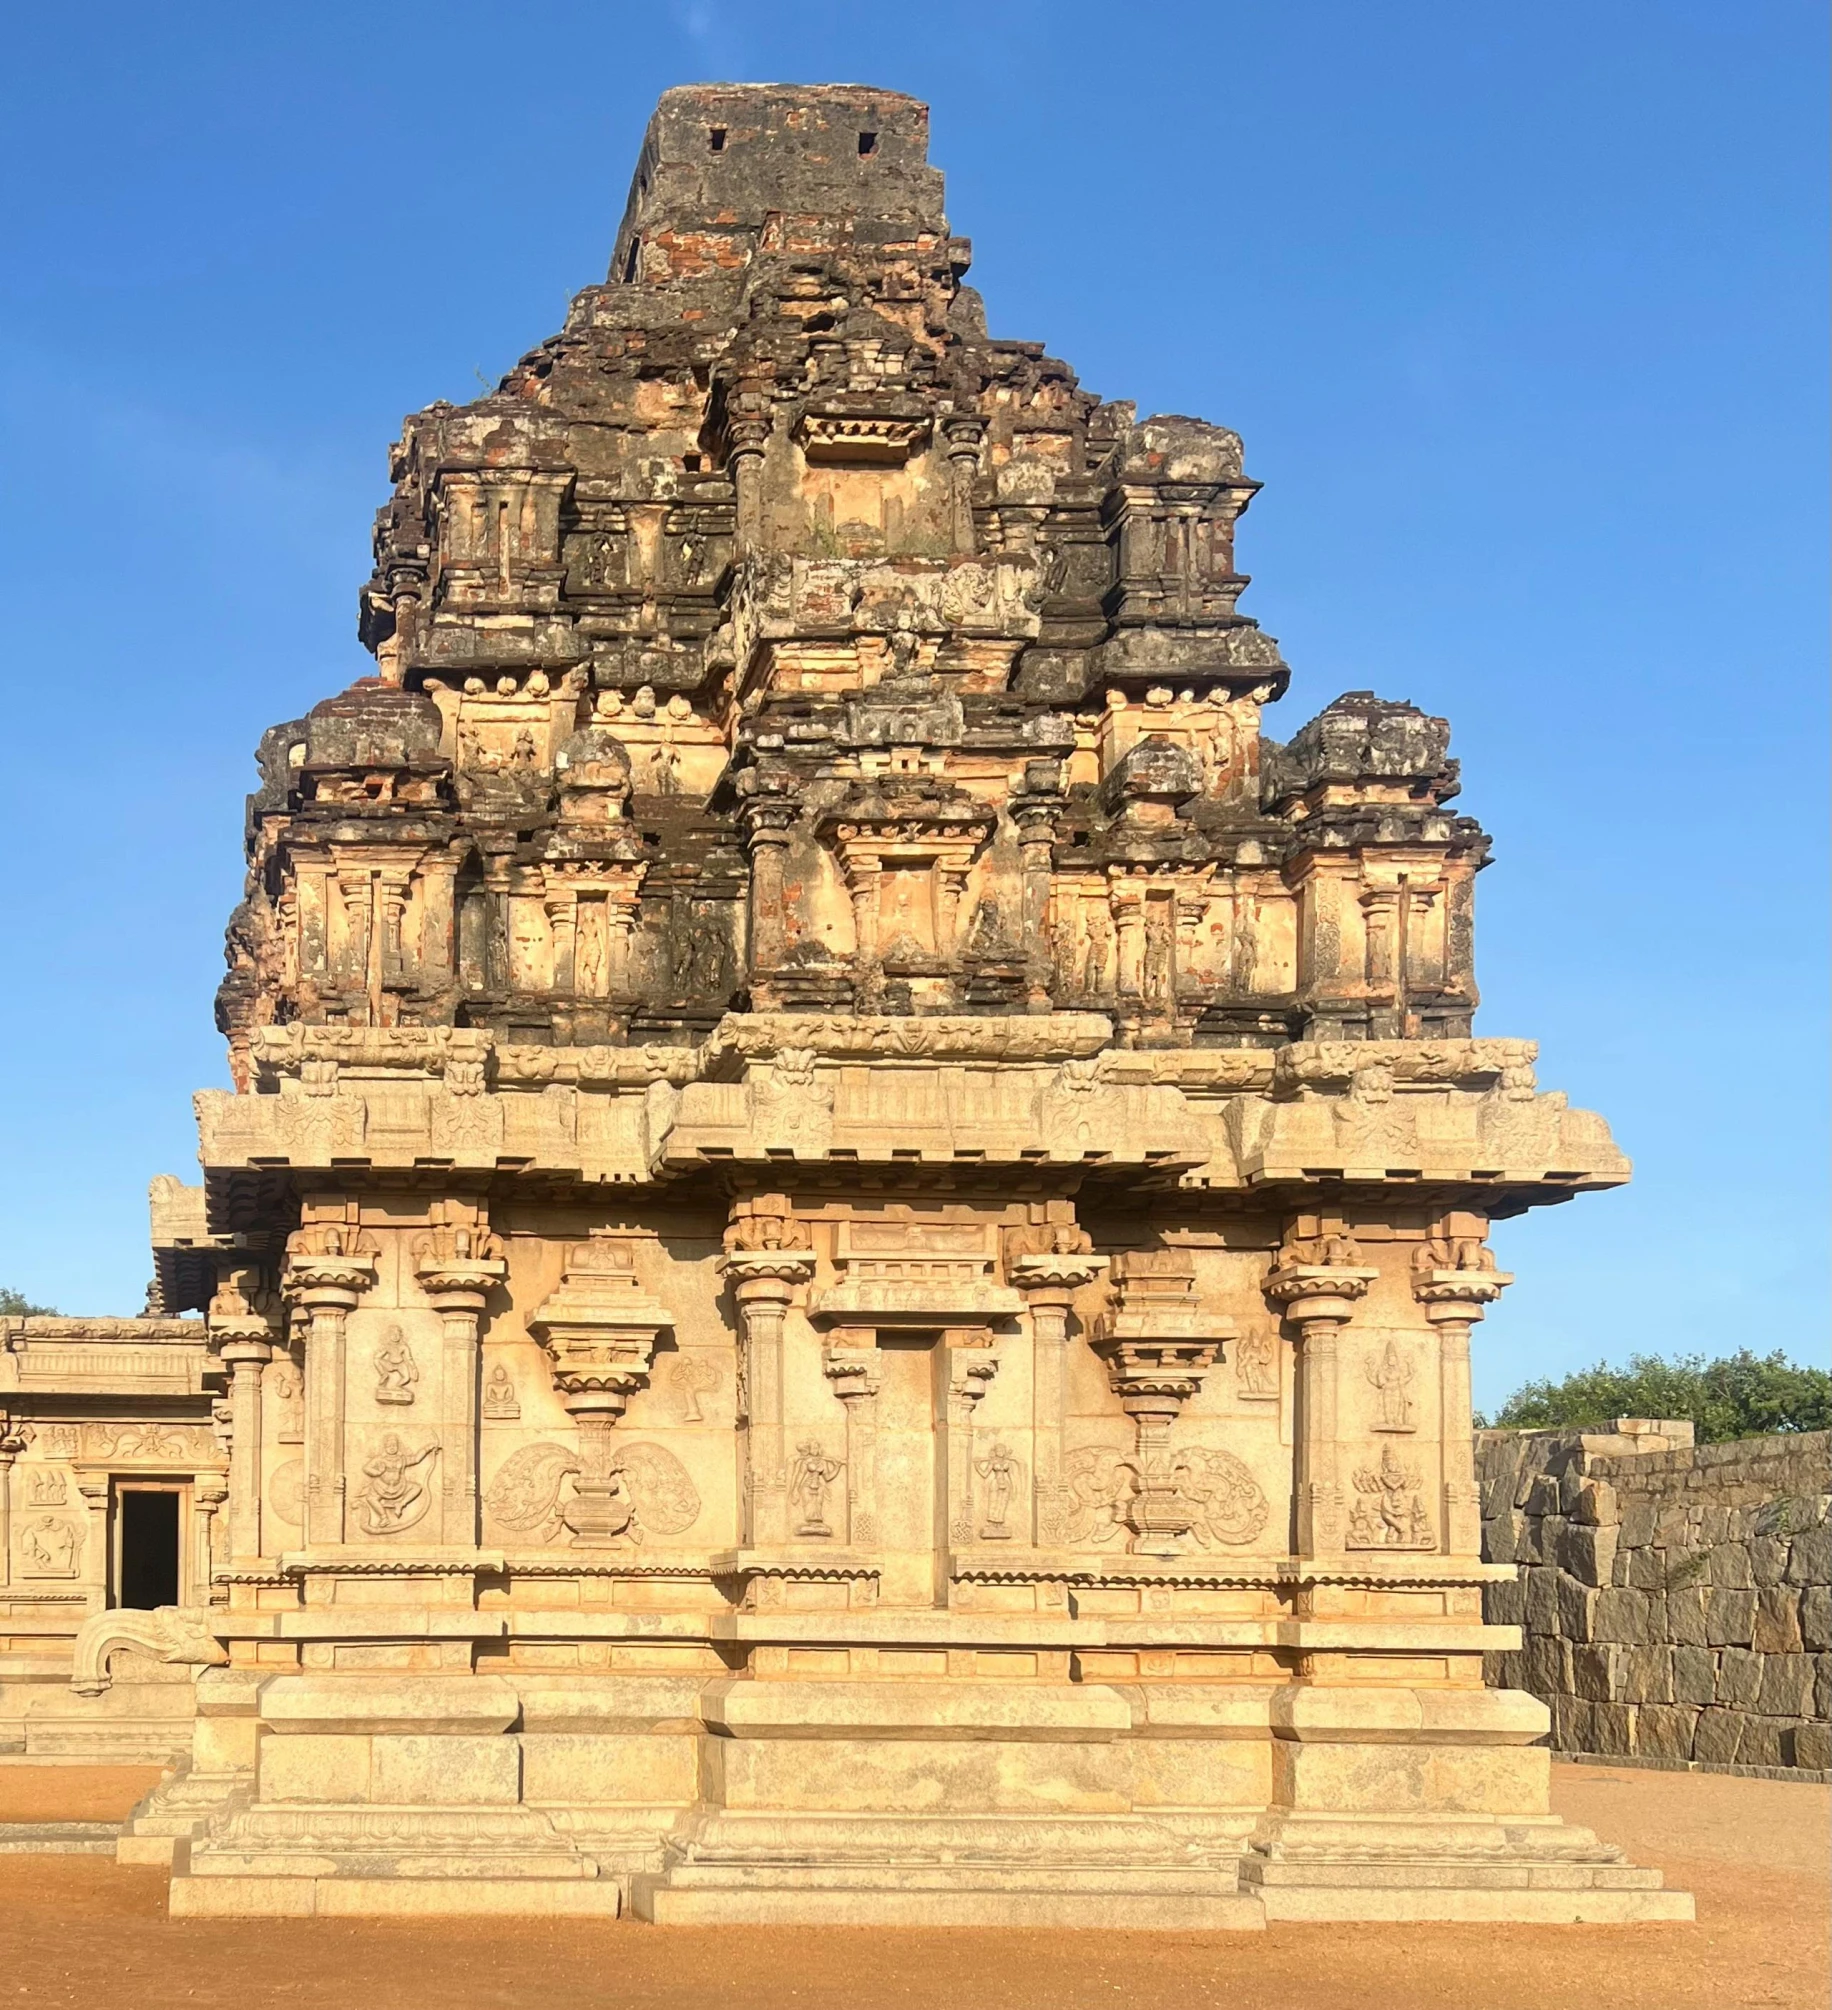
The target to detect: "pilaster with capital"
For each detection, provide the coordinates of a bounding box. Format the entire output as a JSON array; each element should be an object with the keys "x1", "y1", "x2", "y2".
[
  {"x1": 207, "y1": 1260, "x2": 281, "y2": 1563},
  {"x1": 1412, "y1": 1230, "x2": 1512, "y2": 1557},
  {"x1": 943, "y1": 1331, "x2": 999, "y2": 1551},
  {"x1": 192, "y1": 1472, "x2": 228, "y2": 1604},
  {"x1": 283, "y1": 1223, "x2": 378, "y2": 1548},
  {"x1": 1010, "y1": 1248, "x2": 1108, "y2": 1545},
  {"x1": 720, "y1": 1197, "x2": 815, "y2": 1549},
  {"x1": 414, "y1": 1213, "x2": 508, "y2": 1548},
  {"x1": 823, "y1": 1332, "x2": 881, "y2": 1548},
  {"x1": 1265, "y1": 1231, "x2": 1378, "y2": 1557},
  {"x1": 0, "y1": 1411, "x2": 23, "y2": 1588},
  {"x1": 941, "y1": 413, "x2": 984, "y2": 555}
]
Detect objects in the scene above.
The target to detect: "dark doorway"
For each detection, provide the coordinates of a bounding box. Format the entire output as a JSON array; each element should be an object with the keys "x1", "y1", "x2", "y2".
[{"x1": 118, "y1": 1490, "x2": 180, "y2": 1609}]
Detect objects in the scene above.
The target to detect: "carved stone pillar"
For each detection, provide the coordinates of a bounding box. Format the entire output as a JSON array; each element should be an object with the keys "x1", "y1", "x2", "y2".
[
  {"x1": 529, "y1": 1232, "x2": 670, "y2": 1545},
  {"x1": 943, "y1": 1332, "x2": 999, "y2": 1552},
  {"x1": 1266, "y1": 1233, "x2": 1378, "y2": 1558},
  {"x1": 415, "y1": 1217, "x2": 508, "y2": 1549},
  {"x1": 208, "y1": 1259, "x2": 280, "y2": 1564},
  {"x1": 822, "y1": 1332, "x2": 881, "y2": 1548},
  {"x1": 74, "y1": 1475, "x2": 110, "y2": 1612},
  {"x1": 1111, "y1": 876, "x2": 1146, "y2": 997},
  {"x1": 217, "y1": 1337, "x2": 271, "y2": 1562},
  {"x1": 934, "y1": 844, "x2": 978, "y2": 958},
  {"x1": 192, "y1": 1473, "x2": 228, "y2": 1605},
  {"x1": 942, "y1": 416, "x2": 984, "y2": 555},
  {"x1": 283, "y1": 1225, "x2": 378, "y2": 1549},
  {"x1": 545, "y1": 890, "x2": 578, "y2": 994},
  {"x1": 1011, "y1": 1251, "x2": 1108, "y2": 1546},
  {"x1": 728, "y1": 412, "x2": 770, "y2": 552},
  {"x1": 1413, "y1": 1233, "x2": 1512, "y2": 1558},
  {"x1": 1012, "y1": 783, "x2": 1063, "y2": 1007},
  {"x1": 740, "y1": 798, "x2": 797, "y2": 979},
  {"x1": 0, "y1": 1411, "x2": 22, "y2": 1589},
  {"x1": 721, "y1": 1199, "x2": 815, "y2": 1550}
]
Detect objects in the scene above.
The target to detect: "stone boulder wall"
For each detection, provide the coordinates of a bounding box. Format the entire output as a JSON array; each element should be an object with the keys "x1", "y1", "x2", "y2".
[{"x1": 1477, "y1": 1423, "x2": 1831, "y2": 1778}]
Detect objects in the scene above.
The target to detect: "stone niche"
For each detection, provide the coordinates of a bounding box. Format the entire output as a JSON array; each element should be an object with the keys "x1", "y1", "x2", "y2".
[{"x1": 23, "y1": 82, "x2": 1691, "y2": 1929}]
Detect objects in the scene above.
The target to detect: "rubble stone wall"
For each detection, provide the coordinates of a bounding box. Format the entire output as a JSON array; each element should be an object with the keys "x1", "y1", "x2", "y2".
[{"x1": 1478, "y1": 1422, "x2": 1831, "y2": 1777}]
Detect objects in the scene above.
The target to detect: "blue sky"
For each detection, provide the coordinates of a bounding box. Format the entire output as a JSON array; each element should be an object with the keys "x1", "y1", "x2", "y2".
[{"x1": 0, "y1": 2, "x2": 1823, "y2": 1409}]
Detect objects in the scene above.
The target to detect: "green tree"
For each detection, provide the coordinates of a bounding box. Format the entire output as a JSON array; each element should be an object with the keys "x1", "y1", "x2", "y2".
[
  {"x1": 0, "y1": 1287, "x2": 58, "y2": 1316},
  {"x1": 1484, "y1": 1349, "x2": 1831, "y2": 1443}
]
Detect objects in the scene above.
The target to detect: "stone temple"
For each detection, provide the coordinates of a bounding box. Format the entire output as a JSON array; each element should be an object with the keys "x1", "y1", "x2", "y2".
[{"x1": 0, "y1": 85, "x2": 1690, "y2": 1924}]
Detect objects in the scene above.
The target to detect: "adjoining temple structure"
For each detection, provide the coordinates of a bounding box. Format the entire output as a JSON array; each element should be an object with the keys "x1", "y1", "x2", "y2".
[{"x1": 5, "y1": 84, "x2": 1690, "y2": 1924}]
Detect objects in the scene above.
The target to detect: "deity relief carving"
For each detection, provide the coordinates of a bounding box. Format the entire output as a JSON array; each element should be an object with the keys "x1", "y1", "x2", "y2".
[
  {"x1": 789, "y1": 1441, "x2": 844, "y2": 1538},
  {"x1": 973, "y1": 1443, "x2": 1021, "y2": 1540},
  {"x1": 482, "y1": 1363, "x2": 521, "y2": 1421},
  {"x1": 1232, "y1": 1327, "x2": 1279, "y2": 1401},
  {"x1": 667, "y1": 1352, "x2": 723, "y2": 1423},
  {"x1": 1348, "y1": 1445, "x2": 1435, "y2": 1550},
  {"x1": 352, "y1": 1433, "x2": 440, "y2": 1536},
  {"x1": 19, "y1": 1515, "x2": 80, "y2": 1577},
  {"x1": 482, "y1": 1439, "x2": 700, "y2": 1546},
  {"x1": 268, "y1": 1360, "x2": 304, "y2": 1442},
  {"x1": 372, "y1": 1326, "x2": 420, "y2": 1406},
  {"x1": 1364, "y1": 1336, "x2": 1418, "y2": 1431},
  {"x1": 26, "y1": 1468, "x2": 67, "y2": 1506}
]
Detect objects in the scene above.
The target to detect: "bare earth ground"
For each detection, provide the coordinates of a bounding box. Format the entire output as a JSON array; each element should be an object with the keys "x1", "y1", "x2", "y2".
[{"x1": 1, "y1": 1761, "x2": 1825, "y2": 2010}]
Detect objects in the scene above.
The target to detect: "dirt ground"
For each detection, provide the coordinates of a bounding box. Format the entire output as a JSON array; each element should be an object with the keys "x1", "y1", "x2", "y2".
[{"x1": 0, "y1": 1761, "x2": 1825, "y2": 2010}]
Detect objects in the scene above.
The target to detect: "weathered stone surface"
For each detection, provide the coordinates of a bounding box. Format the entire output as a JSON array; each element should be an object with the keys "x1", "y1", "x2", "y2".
[
  {"x1": 1750, "y1": 1587, "x2": 1803, "y2": 1655},
  {"x1": 1793, "y1": 1721, "x2": 1832, "y2": 1771},
  {"x1": 1524, "y1": 1567, "x2": 1560, "y2": 1636},
  {"x1": 1713, "y1": 1648, "x2": 1763, "y2": 1709},
  {"x1": 1692, "y1": 1707, "x2": 1745, "y2": 1765},
  {"x1": 1557, "y1": 1523, "x2": 1617, "y2": 1587},
  {"x1": 1747, "y1": 1535, "x2": 1790, "y2": 1587},
  {"x1": 1568, "y1": 1645, "x2": 1618, "y2": 1703},
  {"x1": 1521, "y1": 1632, "x2": 1565, "y2": 1697},
  {"x1": 1786, "y1": 1524, "x2": 1832, "y2": 1586},
  {"x1": 1587, "y1": 1702, "x2": 1636, "y2": 1756},
  {"x1": 1672, "y1": 1645, "x2": 1718, "y2": 1708},
  {"x1": 1667, "y1": 1587, "x2": 1710, "y2": 1646},
  {"x1": 1706, "y1": 1543, "x2": 1753, "y2": 1590},
  {"x1": 1616, "y1": 1646, "x2": 1673, "y2": 1706},
  {"x1": 1592, "y1": 1587, "x2": 1653, "y2": 1645},
  {"x1": 1477, "y1": 1427, "x2": 1829, "y2": 1781},
  {"x1": 1634, "y1": 1703, "x2": 1699, "y2": 1763},
  {"x1": 1704, "y1": 1589, "x2": 1758, "y2": 1648},
  {"x1": 1755, "y1": 1653, "x2": 1817, "y2": 1718},
  {"x1": 1733, "y1": 1715, "x2": 1789, "y2": 1769}
]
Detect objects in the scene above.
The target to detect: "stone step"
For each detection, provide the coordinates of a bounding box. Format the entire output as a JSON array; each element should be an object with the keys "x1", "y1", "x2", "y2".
[
  {"x1": 658, "y1": 1860, "x2": 1237, "y2": 1895},
  {"x1": 633, "y1": 1876, "x2": 1267, "y2": 1930},
  {"x1": 1243, "y1": 1858, "x2": 1667, "y2": 1890},
  {"x1": 170, "y1": 1874, "x2": 626, "y2": 1919},
  {"x1": 1253, "y1": 1885, "x2": 1696, "y2": 1924},
  {"x1": 0, "y1": 1821, "x2": 123, "y2": 1856}
]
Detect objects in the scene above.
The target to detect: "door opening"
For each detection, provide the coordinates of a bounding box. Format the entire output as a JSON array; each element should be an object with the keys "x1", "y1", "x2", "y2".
[{"x1": 118, "y1": 1490, "x2": 181, "y2": 1609}]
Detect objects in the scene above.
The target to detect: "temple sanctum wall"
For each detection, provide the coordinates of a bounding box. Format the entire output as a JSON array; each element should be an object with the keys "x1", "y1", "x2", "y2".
[{"x1": 0, "y1": 82, "x2": 1693, "y2": 1926}]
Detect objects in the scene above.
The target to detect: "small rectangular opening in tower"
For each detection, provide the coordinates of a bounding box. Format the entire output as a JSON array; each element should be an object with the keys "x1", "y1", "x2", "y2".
[
  {"x1": 118, "y1": 1489, "x2": 181, "y2": 1610},
  {"x1": 858, "y1": 131, "x2": 878, "y2": 157},
  {"x1": 709, "y1": 127, "x2": 726, "y2": 152},
  {"x1": 622, "y1": 237, "x2": 640, "y2": 283}
]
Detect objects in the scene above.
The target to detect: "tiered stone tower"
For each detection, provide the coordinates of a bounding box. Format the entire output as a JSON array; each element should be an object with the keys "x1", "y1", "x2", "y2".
[{"x1": 28, "y1": 85, "x2": 1689, "y2": 1923}]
